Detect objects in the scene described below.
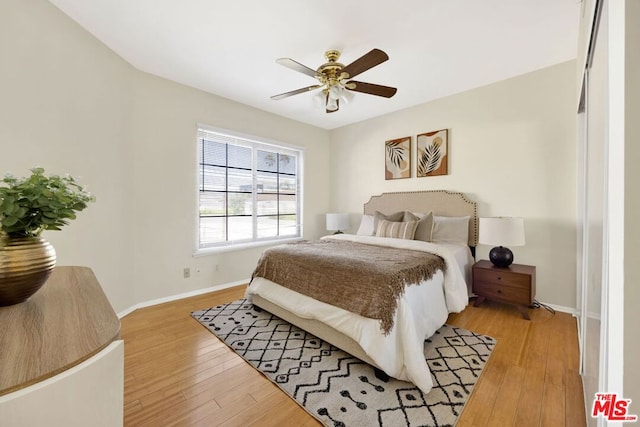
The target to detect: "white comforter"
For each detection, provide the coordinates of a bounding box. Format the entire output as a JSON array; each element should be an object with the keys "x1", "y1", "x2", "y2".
[{"x1": 245, "y1": 233, "x2": 471, "y2": 394}]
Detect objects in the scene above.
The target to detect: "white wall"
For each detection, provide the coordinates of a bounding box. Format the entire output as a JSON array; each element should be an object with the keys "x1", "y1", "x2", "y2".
[
  {"x1": 0, "y1": 0, "x2": 332, "y2": 313},
  {"x1": 329, "y1": 61, "x2": 578, "y2": 308},
  {"x1": 127, "y1": 71, "x2": 331, "y2": 304},
  {"x1": 0, "y1": 0, "x2": 134, "y2": 312}
]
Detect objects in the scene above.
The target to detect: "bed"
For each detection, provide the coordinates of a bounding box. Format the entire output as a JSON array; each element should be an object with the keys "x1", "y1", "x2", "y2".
[{"x1": 245, "y1": 190, "x2": 478, "y2": 394}]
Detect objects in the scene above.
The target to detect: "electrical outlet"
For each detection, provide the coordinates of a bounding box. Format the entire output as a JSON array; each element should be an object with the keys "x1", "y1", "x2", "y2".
[
  {"x1": 215, "y1": 264, "x2": 219, "y2": 272},
  {"x1": 183, "y1": 268, "x2": 190, "y2": 278}
]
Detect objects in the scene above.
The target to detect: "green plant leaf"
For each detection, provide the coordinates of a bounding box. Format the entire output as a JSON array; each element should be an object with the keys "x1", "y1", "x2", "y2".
[
  {"x1": 2, "y1": 216, "x2": 19, "y2": 227},
  {"x1": 1, "y1": 199, "x2": 13, "y2": 213},
  {"x1": 14, "y1": 207, "x2": 27, "y2": 218},
  {"x1": 0, "y1": 168, "x2": 95, "y2": 236}
]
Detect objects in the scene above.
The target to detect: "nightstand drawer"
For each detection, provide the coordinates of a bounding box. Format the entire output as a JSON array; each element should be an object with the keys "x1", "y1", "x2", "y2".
[
  {"x1": 473, "y1": 281, "x2": 530, "y2": 304},
  {"x1": 473, "y1": 268, "x2": 531, "y2": 289}
]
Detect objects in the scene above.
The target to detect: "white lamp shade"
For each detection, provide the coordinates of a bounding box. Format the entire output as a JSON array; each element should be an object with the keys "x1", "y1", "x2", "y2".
[
  {"x1": 326, "y1": 213, "x2": 349, "y2": 231},
  {"x1": 326, "y1": 97, "x2": 339, "y2": 111},
  {"x1": 478, "y1": 217, "x2": 525, "y2": 246},
  {"x1": 328, "y1": 85, "x2": 341, "y2": 100}
]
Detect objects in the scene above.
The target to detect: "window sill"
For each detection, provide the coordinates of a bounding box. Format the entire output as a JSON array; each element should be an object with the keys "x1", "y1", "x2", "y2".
[{"x1": 194, "y1": 237, "x2": 303, "y2": 257}]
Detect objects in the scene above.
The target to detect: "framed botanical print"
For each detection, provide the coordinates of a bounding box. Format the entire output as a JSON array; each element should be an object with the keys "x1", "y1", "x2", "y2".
[
  {"x1": 384, "y1": 136, "x2": 411, "y2": 180},
  {"x1": 417, "y1": 129, "x2": 448, "y2": 177}
]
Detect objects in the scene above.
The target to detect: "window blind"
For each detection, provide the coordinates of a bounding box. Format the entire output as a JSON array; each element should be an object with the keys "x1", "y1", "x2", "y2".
[{"x1": 197, "y1": 127, "x2": 302, "y2": 248}]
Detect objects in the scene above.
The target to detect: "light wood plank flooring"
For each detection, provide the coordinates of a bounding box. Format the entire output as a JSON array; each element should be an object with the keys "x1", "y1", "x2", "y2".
[{"x1": 121, "y1": 285, "x2": 587, "y2": 426}]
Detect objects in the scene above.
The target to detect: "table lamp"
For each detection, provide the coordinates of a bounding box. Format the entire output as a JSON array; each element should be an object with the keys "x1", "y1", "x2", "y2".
[
  {"x1": 326, "y1": 213, "x2": 349, "y2": 234},
  {"x1": 478, "y1": 217, "x2": 525, "y2": 267}
]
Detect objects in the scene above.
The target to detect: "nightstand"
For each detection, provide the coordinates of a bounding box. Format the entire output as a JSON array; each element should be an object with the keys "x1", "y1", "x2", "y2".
[{"x1": 472, "y1": 260, "x2": 536, "y2": 319}]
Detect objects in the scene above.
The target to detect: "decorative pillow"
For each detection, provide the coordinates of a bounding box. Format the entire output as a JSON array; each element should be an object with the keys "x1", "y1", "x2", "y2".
[
  {"x1": 403, "y1": 211, "x2": 419, "y2": 222},
  {"x1": 373, "y1": 210, "x2": 404, "y2": 233},
  {"x1": 432, "y1": 215, "x2": 470, "y2": 244},
  {"x1": 404, "y1": 211, "x2": 434, "y2": 242},
  {"x1": 356, "y1": 214, "x2": 375, "y2": 236},
  {"x1": 375, "y1": 219, "x2": 419, "y2": 240}
]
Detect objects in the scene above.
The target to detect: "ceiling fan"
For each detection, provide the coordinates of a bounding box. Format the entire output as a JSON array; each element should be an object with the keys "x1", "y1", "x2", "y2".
[{"x1": 271, "y1": 49, "x2": 397, "y2": 113}]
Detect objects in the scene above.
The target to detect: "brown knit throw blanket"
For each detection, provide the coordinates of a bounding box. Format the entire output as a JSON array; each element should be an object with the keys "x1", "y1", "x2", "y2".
[{"x1": 251, "y1": 240, "x2": 445, "y2": 334}]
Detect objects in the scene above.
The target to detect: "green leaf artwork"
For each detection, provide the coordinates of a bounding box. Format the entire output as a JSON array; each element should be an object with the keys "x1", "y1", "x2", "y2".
[
  {"x1": 385, "y1": 137, "x2": 411, "y2": 180},
  {"x1": 417, "y1": 130, "x2": 448, "y2": 177},
  {"x1": 418, "y1": 142, "x2": 441, "y2": 176}
]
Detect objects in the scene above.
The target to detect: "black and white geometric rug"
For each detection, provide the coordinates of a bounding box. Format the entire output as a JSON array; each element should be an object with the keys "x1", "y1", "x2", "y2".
[{"x1": 191, "y1": 299, "x2": 495, "y2": 427}]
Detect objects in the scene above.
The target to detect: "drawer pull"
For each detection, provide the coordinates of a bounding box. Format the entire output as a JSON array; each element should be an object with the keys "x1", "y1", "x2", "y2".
[
  {"x1": 497, "y1": 289, "x2": 502, "y2": 294},
  {"x1": 497, "y1": 276, "x2": 502, "y2": 280}
]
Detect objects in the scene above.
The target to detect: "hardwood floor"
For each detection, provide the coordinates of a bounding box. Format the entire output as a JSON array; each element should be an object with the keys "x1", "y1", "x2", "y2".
[{"x1": 121, "y1": 285, "x2": 587, "y2": 426}]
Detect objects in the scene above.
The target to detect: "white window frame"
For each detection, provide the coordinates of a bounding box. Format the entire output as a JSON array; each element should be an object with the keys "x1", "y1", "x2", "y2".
[{"x1": 194, "y1": 125, "x2": 304, "y2": 256}]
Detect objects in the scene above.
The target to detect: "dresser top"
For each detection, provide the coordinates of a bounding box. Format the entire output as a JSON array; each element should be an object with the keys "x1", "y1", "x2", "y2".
[{"x1": 0, "y1": 266, "x2": 120, "y2": 396}]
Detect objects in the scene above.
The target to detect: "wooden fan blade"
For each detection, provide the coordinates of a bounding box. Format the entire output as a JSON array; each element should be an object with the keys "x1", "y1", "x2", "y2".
[
  {"x1": 347, "y1": 81, "x2": 397, "y2": 98},
  {"x1": 271, "y1": 85, "x2": 322, "y2": 100},
  {"x1": 341, "y1": 49, "x2": 389, "y2": 79},
  {"x1": 276, "y1": 58, "x2": 318, "y2": 78}
]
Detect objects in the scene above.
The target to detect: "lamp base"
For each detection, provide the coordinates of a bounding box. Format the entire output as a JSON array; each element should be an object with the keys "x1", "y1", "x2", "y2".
[
  {"x1": 489, "y1": 246, "x2": 514, "y2": 268},
  {"x1": 333, "y1": 230, "x2": 344, "y2": 235}
]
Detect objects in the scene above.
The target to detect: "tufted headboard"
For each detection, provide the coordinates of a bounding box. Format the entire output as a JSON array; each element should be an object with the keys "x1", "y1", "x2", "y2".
[{"x1": 363, "y1": 190, "x2": 478, "y2": 247}]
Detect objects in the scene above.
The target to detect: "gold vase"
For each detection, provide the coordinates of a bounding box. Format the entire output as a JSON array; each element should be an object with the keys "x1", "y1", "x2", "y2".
[{"x1": 0, "y1": 235, "x2": 57, "y2": 306}]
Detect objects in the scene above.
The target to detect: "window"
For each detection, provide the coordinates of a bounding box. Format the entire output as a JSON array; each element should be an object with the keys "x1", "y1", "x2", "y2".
[{"x1": 197, "y1": 127, "x2": 302, "y2": 250}]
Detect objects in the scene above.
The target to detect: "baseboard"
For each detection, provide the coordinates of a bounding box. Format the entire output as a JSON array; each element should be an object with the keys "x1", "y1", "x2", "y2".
[{"x1": 117, "y1": 279, "x2": 249, "y2": 319}]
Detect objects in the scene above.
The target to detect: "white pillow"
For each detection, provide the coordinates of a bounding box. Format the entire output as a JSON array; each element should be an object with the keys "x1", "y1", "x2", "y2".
[
  {"x1": 432, "y1": 215, "x2": 470, "y2": 244},
  {"x1": 375, "y1": 219, "x2": 419, "y2": 240},
  {"x1": 356, "y1": 214, "x2": 375, "y2": 236}
]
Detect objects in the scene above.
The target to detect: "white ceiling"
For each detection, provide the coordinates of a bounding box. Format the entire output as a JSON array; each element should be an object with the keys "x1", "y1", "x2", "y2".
[{"x1": 48, "y1": 0, "x2": 580, "y2": 130}]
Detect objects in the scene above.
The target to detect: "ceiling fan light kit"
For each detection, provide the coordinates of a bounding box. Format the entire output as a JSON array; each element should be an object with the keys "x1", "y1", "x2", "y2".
[{"x1": 272, "y1": 49, "x2": 397, "y2": 113}]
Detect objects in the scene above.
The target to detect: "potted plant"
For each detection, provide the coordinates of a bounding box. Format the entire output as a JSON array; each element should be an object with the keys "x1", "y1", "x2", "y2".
[{"x1": 0, "y1": 167, "x2": 95, "y2": 306}]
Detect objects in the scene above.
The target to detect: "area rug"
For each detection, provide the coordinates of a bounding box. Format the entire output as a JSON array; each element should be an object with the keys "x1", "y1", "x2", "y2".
[{"x1": 191, "y1": 299, "x2": 495, "y2": 427}]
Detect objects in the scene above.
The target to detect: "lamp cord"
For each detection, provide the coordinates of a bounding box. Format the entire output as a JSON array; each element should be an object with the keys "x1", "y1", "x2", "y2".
[{"x1": 530, "y1": 299, "x2": 556, "y2": 315}]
